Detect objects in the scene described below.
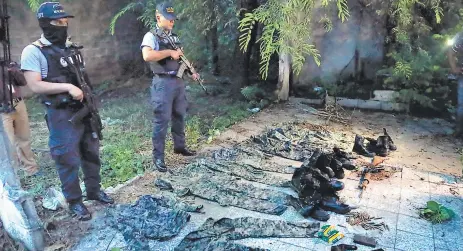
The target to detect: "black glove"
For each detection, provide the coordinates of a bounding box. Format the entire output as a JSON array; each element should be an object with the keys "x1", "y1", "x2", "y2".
[{"x1": 331, "y1": 244, "x2": 358, "y2": 251}]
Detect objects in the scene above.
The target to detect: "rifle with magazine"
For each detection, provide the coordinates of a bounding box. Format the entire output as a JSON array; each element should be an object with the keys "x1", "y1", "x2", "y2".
[
  {"x1": 157, "y1": 29, "x2": 209, "y2": 95},
  {"x1": 48, "y1": 46, "x2": 104, "y2": 140}
]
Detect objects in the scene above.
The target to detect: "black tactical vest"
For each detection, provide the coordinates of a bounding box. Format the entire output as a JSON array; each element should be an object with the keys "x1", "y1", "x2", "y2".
[
  {"x1": 32, "y1": 41, "x2": 84, "y2": 105},
  {"x1": 148, "y1": 28, "x2": 181, "y2": 74}
]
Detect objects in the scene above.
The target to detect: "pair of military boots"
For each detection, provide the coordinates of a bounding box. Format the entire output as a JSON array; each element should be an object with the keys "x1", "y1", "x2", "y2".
[
  {"x1": 353, "y1": 128, "x2": 397, "y2": 157},
  {"x1": 291, "y1": 149, "x2": 354, "y2": 222}
]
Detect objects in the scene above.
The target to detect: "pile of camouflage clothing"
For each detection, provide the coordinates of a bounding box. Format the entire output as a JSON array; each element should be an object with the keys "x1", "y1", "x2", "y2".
[
  {"x1": 353, "y1": 128, "x2": 397, "y2": 157},
  {"x1": 290, "y1": 147, "x2": 356, "y2": 221}
]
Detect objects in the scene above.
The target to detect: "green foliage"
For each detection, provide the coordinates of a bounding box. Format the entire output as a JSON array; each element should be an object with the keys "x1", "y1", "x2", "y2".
[
  {"x1": 110, "y1": 0, "x2": 238, "y2": 72},
  {"x1": 241, "y1": 85, "x2": 264, "y2": 101},
  {"x1": 420, "y1": 201, "x2": 455, "y2": 224},
  {"x1": 24, "y1": 0, "x2": 71, "y2": 11},
  {"x1": 238, "y1": 0, "x2": 350, "y2": 80},
  {"x1": 206, "y1": 103, "x2": 251, "y2": 143},
  {"x1": 378, "y1": 1, "x2": 463, "y2": 109},
  {"x1": 100, "y1": 130, "x2": 149, "y2": 188}
]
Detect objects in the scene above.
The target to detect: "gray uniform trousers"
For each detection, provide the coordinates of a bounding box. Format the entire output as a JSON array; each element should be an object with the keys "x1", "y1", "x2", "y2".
[{"x1": 150, "y1": 75, "x2": 187, "y2": 160}]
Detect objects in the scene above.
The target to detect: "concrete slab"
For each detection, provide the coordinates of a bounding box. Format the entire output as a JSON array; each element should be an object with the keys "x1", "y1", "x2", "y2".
[
  {"x1": 399, "y1": 188, "x2": 431, "y2": 217},
  {"x1": 435, "y1": 237, "x2": 463, "y2": 251},
  {"x1": 395, "y1": 230, "x2": 434, "y2": 251},
  {"x1": 234, "y1": 238, "x2": 309, "y2": 251},
  {"x1": 397, "y1": 214, "x2": 433, "y2": 237}
]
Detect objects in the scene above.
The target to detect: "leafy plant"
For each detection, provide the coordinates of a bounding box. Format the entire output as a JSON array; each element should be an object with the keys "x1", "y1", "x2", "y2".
[
  {"x1": 377, "y1": 1, "x2": 463, "y2": 110},
  {"x1": 420, "y1": 201, "x2": 455, "y2": 224},
  {"x1": 238, "y1": 0, "x2": 350, "y2": 80},
  {"x1": 241, "y1": 85, "x2": 264, "y2": 101}
]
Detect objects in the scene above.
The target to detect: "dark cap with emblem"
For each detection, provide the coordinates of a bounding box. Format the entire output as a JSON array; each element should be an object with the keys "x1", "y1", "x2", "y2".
[
  {"x1": 36, "y1": 2, "x2": 74, "y2": 20},
  {"x1": 156, "y1": 2, "x2": 177, "y2": 21}
]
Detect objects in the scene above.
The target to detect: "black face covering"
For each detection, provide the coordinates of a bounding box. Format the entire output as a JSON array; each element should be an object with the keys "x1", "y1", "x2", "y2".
[{"x1": 39, "y1": 19, "x2": 68, "y2": 48}]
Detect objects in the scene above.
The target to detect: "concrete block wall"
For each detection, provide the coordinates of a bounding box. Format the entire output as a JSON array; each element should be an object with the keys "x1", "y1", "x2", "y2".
[
  {"x1": 9, "y1": 0, "x2": 145, "y2": 85},
  {"x1": 295, "y1": 0, "x2": 386, "y2": 86}
]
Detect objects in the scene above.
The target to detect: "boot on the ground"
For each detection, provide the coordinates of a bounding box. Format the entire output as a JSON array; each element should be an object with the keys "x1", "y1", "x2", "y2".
[
  {"x1": 338, "y1": 158, "x2": 356, "y2": 170},
  {"x1": 87, "y1": 191, "x2": 114, "y2": 204},
  {"x1": 352, "y1": 135, "x2": 375, "y2": 157},
  {"x1": 333, "y1": 147, "x2": 356, "y2": 159},
  {"x1": 374, "y1": 136, "x2": 389, "y2": 157},
  {"x1": 69, "y1": 200, "x2": 92, "y2": 221},
  {"x1": 383, "y1": 128, "x2": 397, "y2": 151},
  {"x1": 153, "y1": 158, "x2": 167, "y2": 172},
  {"x1": 320, "y1": 196, "x2": 352, "y2": 214},
  {"x1": 328, "y1": 179, "x2": 344, "y2": 191}
]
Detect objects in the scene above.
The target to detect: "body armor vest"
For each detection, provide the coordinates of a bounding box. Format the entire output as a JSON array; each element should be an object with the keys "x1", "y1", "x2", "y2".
[
  {"x1": 148, "y1": 29, "x2": 181, "y2": 74},
  {"x1": 32, "y1": 40, "x2": 85, "y2": 105}
]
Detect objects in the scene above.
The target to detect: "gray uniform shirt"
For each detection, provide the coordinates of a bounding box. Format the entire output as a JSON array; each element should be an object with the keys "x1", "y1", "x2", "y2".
[
  {"x1": 20, "y1": 35, "x2": 52, "y2": 79},
  {"x1": 141, "y1": 32, "x2": 160, "y2": 51}
]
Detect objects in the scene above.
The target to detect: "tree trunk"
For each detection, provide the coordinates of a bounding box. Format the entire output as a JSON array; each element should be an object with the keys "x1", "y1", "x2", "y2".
[
  {"x1": 209, "y1": 0, "x2": 219, "y2": 76},
  {"x1": 277, "y1": 53, "x2": 291, "y2": 101},
  {"x1": 211, "y1": 24, "x2": 219, "y2": 76}
]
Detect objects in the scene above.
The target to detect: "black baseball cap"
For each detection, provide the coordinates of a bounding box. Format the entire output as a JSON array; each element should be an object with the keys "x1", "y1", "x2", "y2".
[
  {"x1": 156, "y1": 2, "x2": 177, "y2": 21},
  {"x1": 36, "y1": 2, "x2": 74, "y2": 20}
]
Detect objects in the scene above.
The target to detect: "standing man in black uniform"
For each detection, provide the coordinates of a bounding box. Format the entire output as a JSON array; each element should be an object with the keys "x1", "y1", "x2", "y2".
[
  {"x1": 21, "y1": 2, "x2": 113, "y2": 221},
  {"x1": 141, "y1": 2, "x2": 198, "y2": 172}
]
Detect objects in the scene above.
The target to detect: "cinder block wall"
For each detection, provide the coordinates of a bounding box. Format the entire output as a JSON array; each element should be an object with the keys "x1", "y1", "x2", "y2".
[{"x1": 10, "y1": 0, "x2": 145, "y2": 85}]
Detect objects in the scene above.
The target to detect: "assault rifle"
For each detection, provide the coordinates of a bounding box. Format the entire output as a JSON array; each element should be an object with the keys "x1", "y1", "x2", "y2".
[
  {"x1": 0, "y1": 0, "x2": 13, "y2": 114},
  {"x1": 158, "y1": 29, "x2": 209, "y2": 95},
  {"x1": 52, "y1": 46, "x2": 104, "y2": 140}
]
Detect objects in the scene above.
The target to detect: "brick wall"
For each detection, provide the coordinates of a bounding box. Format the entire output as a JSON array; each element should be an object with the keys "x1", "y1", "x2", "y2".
[{"x1": 9, "y1": 0, "x2": 145, "y2": 85}]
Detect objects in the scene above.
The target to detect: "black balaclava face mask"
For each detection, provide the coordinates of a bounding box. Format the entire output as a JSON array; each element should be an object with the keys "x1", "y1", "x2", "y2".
[{"x1": 39, "y1": 18, "x2": 68, "y2": 48}]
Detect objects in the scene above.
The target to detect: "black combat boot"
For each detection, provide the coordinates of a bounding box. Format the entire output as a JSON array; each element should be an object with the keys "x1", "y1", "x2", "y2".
[
  {"x1": 353, "y1": 135, "x2": 375, "y2": 157},
  {"x1": 328, "y1": 179, "x2": 344, "y2": 191},
  {"x1": 383, "y1": 128, "x2": 397, "y2": 151},
  {"x1": 87, "y1": 191, "x2": 114, "y2": 204},
  {"x1": 310, "y1": 207, "x2": 331, "y2": 221},
  {"x1": 338, "y1": 158, "x2": 356, "y2": 170},
  {"x1": 153, "y1": 158, "x2": 167, "y2": 172},
  {"x1": 69, "y1": 200, "x2": 92, "y2": 221},
  {"x1": 333, "y1": 146, "x2": 356, "y2": 159},
  {"x1": 320, "y1": 196, "x2": 352, "y2": 214},
  {"x1": 334, "y1": 169, "x2": 345, "y2": 179},
  {"x1": 174, "y1": 148, "x2": 197, "y2": 156},
  {"x1": 374, "y1": 136, "x2": 389, "y2": 157}
]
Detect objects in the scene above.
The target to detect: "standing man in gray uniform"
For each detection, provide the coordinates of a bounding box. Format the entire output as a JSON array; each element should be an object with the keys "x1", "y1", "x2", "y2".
[
  {"x1": 21, "y1": 2, "x2": 113, "y2": 221},
  {"x1": 141, "y1": 2, "x2": 199, "y2": 172}
]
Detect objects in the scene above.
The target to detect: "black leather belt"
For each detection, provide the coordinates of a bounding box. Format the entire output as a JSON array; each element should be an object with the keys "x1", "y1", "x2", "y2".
[{"x1": 153, "y1": 71, "x2": 178, "y2": 78}]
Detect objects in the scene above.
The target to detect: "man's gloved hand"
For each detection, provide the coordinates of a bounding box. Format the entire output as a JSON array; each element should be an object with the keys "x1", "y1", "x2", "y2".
[{"x1": 331, "y1": 244, "x2": 358, "y2": 251}]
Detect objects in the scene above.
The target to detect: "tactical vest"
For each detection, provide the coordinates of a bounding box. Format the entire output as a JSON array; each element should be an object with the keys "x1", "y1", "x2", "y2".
[
  {"x1": 148, "y1": 29, "x2": 181, "y2": 74},
  {"x1": 32, "y1": 40, "x2": 84, "y2": 106}
]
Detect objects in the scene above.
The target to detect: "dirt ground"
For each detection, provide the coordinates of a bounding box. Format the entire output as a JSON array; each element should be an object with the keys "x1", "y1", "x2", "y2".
[{"x1": 16, "y1": 97, "x2": 463, "y2": 250}]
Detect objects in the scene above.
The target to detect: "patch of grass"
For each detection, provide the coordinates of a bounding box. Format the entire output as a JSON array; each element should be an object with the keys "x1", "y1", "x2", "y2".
[{"x1": 22, "y1": 81, "x2": 255, "y2": 196}]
